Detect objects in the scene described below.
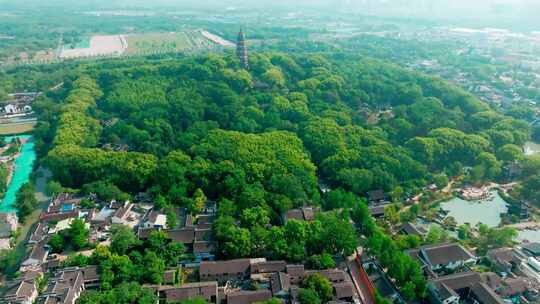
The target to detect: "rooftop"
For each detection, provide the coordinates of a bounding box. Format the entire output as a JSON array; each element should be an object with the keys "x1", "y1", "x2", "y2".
[{"x1": 419, "y1": 243, "x2": 476, "y2": 267}]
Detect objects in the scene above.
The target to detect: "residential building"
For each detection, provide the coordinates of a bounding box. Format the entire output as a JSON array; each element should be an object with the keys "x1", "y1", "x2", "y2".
[
  {"x1": 522, "y1": 243, "x2": 540, "y2": 257},
  {"x1": 408, "y1": 243, "x2": 476, "y2": 271},
  {"x1": 2, "y1": 280, "x2": 38, "y2": 304},
  {"x1": 159, "y1": 281, "x2": 218, "y2": 303},
  {"x1": 28, "y1": 222, "x2": 47, "y2": 244},
  {"x1": 486, "y1": 247, "x2": 521, "y2": 273},
  {"x1": 428, "y1": 271, "x2": 506, "y2": 304},
  {"x1": 21, "y1": 241, "x2": 49, "y2": 268},
  {"x1": 367, "y1": 190, "x2": 389, "y2": 205},
  {"x1": 199, "y1": 259, "x2": 251, "y2": 283},
  {"x1": 142, "y1": 210, "x2": 167, "y2": 229},
  {"x1": 110, "y1": 202, "x2": 134, "y2": 225},
  {"x1": 227, "y1": 289, "x2": 272, "y2": 304},
  {"x1": 399, "y1": 222, "x2": 427, "y2": 237},
  {"x1": 38, "y1": 268, "x2": 85, "y2": 304},
  {"x1": 283, "y1": 206, "x2": 319, "y2": 223}
]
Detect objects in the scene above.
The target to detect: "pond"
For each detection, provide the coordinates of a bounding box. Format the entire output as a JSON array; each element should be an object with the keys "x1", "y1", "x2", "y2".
[
  {"x1": 518, "y1": 229, "x2": 540, "y2": 243},
  {"x1": 440, "y1": 191, "x2": 508, "y2": 228},
  {"x1": 0, "y1": 135, "x2": 36, "y2": 213},
  {"x1": 523, "y1": 141, "x2": 540, "y2": 156}
]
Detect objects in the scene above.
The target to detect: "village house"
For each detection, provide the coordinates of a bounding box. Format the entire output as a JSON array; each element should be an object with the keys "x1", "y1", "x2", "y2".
[
  {"x1": 0, "y1": 103, "x2": 32, "y2": 115},
  {"x1": 1, "y1": 280, "x2": 39, "y2": 304},
  {"x1": 0, "y1": 93, "x2": 40, "y2": 117},
  {"x1": 367, "y1": 190, "x2": 390, "y2": 205},
  {"x1": 21, "y1": 241, "x2": 49, "y2": 268},
  {"x1": 283, "y1": 206, "x2": 319, "y2": 223},
  {"x1": 368, "y1": 205, "x2": 386, "y2": 219},
  {"x1": 40, "y1": 194, "x2": 82, "y2": 224},
  {"x1": 399, "y1": 222, "x2": 428, "y2": 238},
  {"x1": 199, "y1": 259, "x2": 252, "y2": 283},
  {"x1": 521, "y1": 242, "x2": 540, "y2": 257},
  {"x1": 38, "y1": 267, "x2": 91, "y2": 304},
  {"x1": 408, "y1": 243, "x2": 476, "y2": 271},
  {"x1": 487, "y1": 247, "x2": 521, "y2": 274},
  {"x1": 28, "y1": 222, "x2": 47, "y2": 244},
  {"x1": 197, "y1": 258, "x2": 357, "y2": 303},
  {"x1": 110, "y1": 201, "x2": 135, "y2": 225},
  {"x1": 226, "y1": 289, "x2": 272, "y2": 304},
  {"x1": 142, "y1": 210, "x2": 167, "y2": 229},
  {"x1": 427, "y1": 270, "x2": 510, "y2": 304},
  {"x1": 158, "y1": 281, "x2": 219, "y2": 303},
  {"x1": 193, "y1": 241, "x2": 216, "y2": 262}
]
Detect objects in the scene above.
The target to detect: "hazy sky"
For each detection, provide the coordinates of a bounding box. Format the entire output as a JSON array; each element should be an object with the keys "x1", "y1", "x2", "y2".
[{"x1": 1, "y1": 0, "x2": 538, "y2": 30}]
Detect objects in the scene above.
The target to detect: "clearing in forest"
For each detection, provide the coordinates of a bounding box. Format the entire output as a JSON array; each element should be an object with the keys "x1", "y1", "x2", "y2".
[{"x1": 125, "y1": 30, "x2": 219, "y2": 54}]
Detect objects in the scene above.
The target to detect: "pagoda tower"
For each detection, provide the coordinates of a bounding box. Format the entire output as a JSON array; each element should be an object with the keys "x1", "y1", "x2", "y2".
[{"x1": 236, "y1": 29, "x2": 249, "y2": 70}]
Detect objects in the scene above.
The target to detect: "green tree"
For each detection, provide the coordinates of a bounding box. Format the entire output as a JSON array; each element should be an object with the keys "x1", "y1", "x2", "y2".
[
  {"x1": 433, "y1": 174, "x2": 449, "y2": 189},
  {"x1": 298, "y1": 288, "x2": 321, "y2": 304},
  {"x1": 240, "y1": 206, "x2": 270, "y2": 229},
  {"x1": 14, "y1": 183, "x2": 38, "y2": 222},
  {"x1": 497, "y1": 144, "x2": 524, "y2": 162},
  {"x1": 308, "y1": 253, "x2": 336, "y2": 270},
  {"x1": 191, "y1": 188, "x2": 207, "y2": 214},
  {"x1": 48, "y1": 234, "x2": 65, "y2": 253},
  {"x1": 303, "y1": 273, "x2": 333, "y2": 302},
  {"x1": 110, "y1": 225, "x2": 140, "y2": 255},
  {"x1": 143, "y1": 251, "x2": 165, "y2": 284},
  {"x1": 67, "y1": 218, "x2": 89, "y2": 250},
  {"x1": 45, "y1": 180, "x2": 64, "y2": 197}
]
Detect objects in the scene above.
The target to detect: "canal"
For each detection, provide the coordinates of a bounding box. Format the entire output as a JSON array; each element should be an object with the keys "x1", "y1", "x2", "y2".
[{"x1": 0, "y1": 135, "x2": 36, "y2": 213}]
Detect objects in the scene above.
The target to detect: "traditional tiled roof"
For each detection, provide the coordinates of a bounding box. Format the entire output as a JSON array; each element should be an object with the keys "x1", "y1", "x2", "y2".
[
  {"x1": 522, "y1": 242, "x2": 540, "y2": 256},
  {"x1": 199, "y1": 259, "x2": 251, "y2": 277},
  {"x1": 270, "y1": 272, "x2": 290, "y2": 295},
  {"x1": 161, "y1": 281, "x2": 218, "y2": 303},
  {"x1": 193, "y1": 241, "x2": 216, "y2": 254},
  {"x1": 430, "y1": 271, "x2": 482, "y2": 291},
  {"x1": 3, "y1": 280, "x2": 37, "y2": 302},
  {"x1": 226, "y1": 289, "x2": 272, "y2": 304},
  {"x1": 419, "y1": 243, "x2": 476, "y2": 267},
  {"x1": 167, "y1": 228, "x2": 195, "y2": 244},
  {"x1": 251, "y1": 260, "x2": 286, "y2": 274},
  {"x1": 333, "y1": 281, "x2": 355, "y2": 299},
  {"x1": 470, "y1": 282, "x2": 505, "y2": 304}
]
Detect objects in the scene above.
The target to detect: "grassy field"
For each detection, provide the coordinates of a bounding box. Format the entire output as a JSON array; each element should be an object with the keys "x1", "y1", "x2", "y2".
[
  {"x1": 0, "y1": 121, "x2": 36, "y2": 135},
  {"x1": 125, "y1": 30, "x2": 215, "y2": 54}
]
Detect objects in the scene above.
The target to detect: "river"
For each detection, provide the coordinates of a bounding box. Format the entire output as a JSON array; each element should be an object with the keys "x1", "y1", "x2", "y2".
[{"x1": 0, "y1": 135, "x2": 36, "y2": 213}]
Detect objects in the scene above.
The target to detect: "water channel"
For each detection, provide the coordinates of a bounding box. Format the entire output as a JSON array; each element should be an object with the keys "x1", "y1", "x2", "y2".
[{"x1": 0, "y1": 135, "x2": 36, "y2": 213}]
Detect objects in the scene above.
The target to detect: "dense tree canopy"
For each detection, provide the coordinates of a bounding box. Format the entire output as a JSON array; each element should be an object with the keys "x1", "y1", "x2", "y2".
[{"x1": 30, "y1": 51, "x2": 533, "y2": 302}]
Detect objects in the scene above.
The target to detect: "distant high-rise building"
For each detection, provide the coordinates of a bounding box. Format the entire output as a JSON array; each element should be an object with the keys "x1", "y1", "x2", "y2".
[{"x1": 236, "y1": 29, "x2": 249, "y2": 70}]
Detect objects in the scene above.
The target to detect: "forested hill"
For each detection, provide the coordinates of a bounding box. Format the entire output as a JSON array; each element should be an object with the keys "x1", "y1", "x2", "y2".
[{"x1": 35, "y1": 52, "x2": 530, "y2": 219}]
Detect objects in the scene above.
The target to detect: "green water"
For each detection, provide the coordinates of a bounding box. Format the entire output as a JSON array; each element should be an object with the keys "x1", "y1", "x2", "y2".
[
  {"x1": 440, "y1": 191, "x2": 508, "y2": 228},
  {"x1": 0, "y1": 135, "x2": 36, "y2": 213}
]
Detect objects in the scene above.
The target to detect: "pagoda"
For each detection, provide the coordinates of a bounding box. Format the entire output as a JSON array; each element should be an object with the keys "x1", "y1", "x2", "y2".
[{"x1": 236, "y1": 29, "x2": 249, "y2": 70}]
